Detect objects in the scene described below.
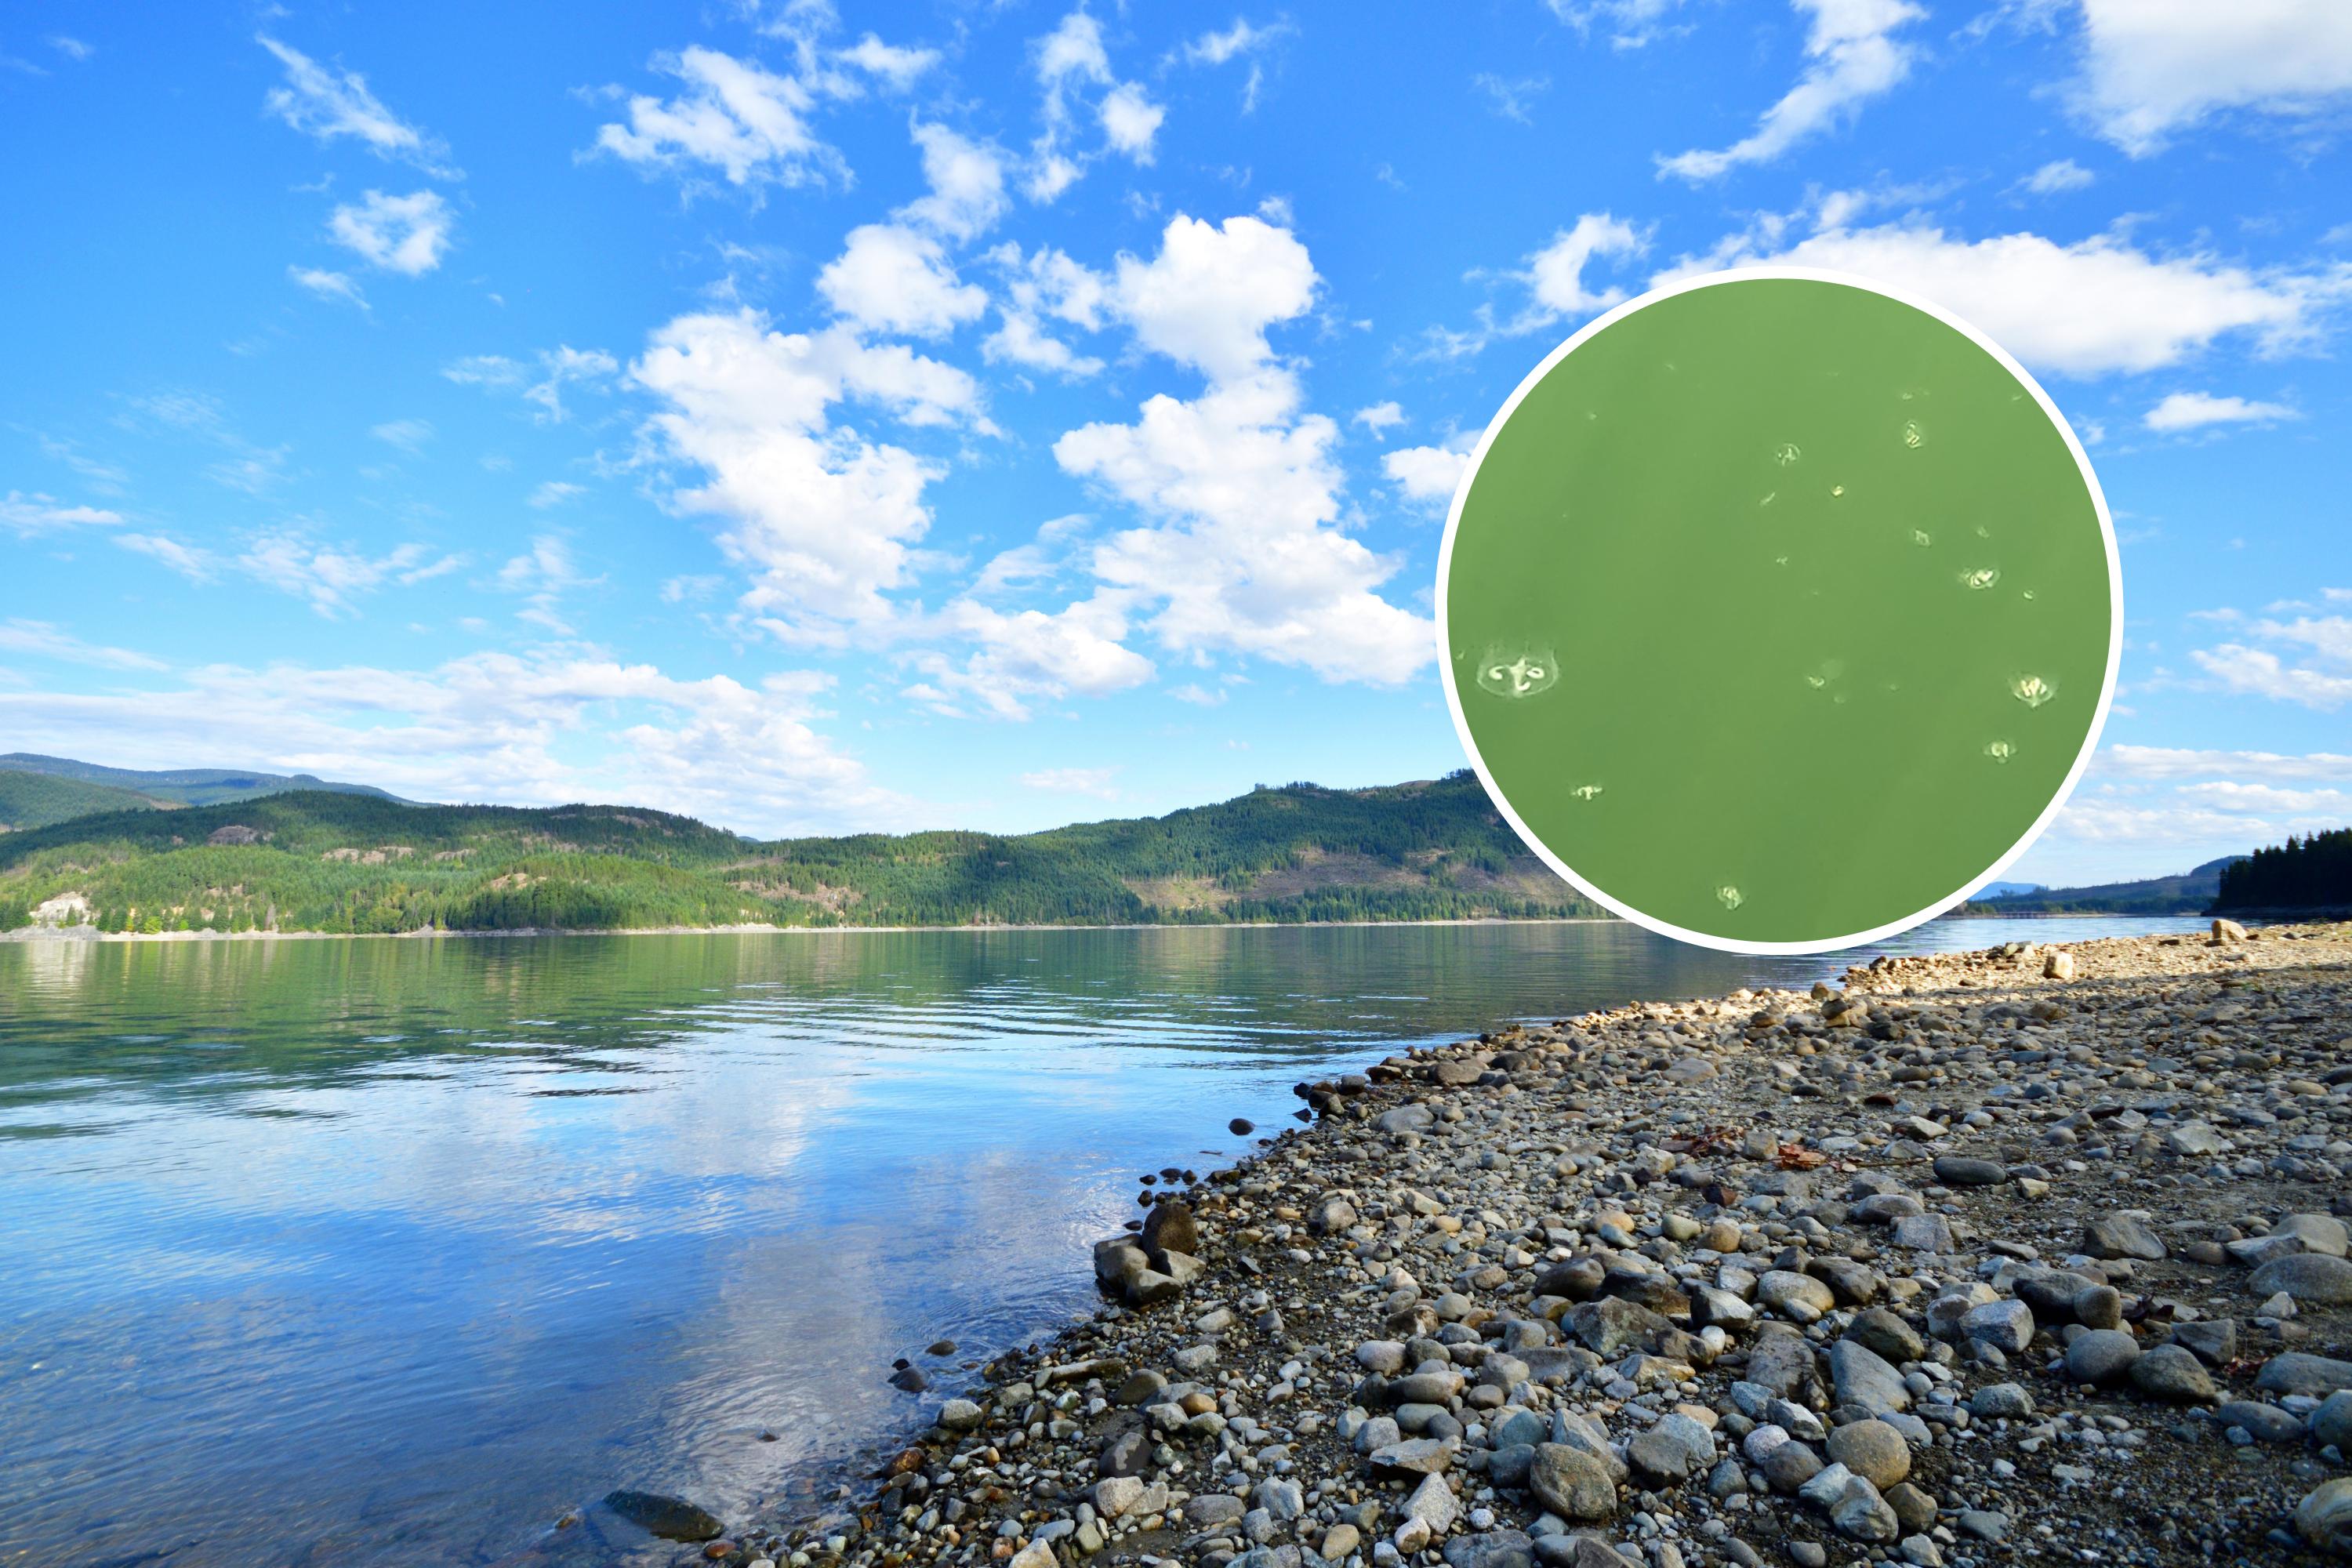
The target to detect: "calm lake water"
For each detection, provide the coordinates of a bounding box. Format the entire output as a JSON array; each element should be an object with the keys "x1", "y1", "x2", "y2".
[{"x1": 0, "y1": 916, "x2": 2205, "y2": 1568}]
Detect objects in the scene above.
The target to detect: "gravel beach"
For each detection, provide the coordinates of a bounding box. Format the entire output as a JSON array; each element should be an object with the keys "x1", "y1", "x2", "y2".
[{"x1": 615, "y1": 919, "x2": 2352, "y2": 1568}]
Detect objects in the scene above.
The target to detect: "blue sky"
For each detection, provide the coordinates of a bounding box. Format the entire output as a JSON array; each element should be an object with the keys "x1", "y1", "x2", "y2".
[{"x1": 2, "y1": 0, "x2": 2347, "y2": 884}]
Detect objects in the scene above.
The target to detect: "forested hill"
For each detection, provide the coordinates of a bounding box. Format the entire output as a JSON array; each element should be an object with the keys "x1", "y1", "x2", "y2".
[
  {"x1": 0, "y1": 772, "x2": 1597, "y2": 935},
  {"x1": 2214, "y1": 828, "x2": 2351, "y2": 914}
]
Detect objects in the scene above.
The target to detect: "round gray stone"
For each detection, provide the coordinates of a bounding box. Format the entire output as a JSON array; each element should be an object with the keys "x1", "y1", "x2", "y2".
[{"x1": 2064, "y1": 1329, "x2": 2142, "y2": 1386}]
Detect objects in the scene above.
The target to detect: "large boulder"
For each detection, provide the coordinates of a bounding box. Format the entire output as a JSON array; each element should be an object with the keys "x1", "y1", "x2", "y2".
[
  {"x1": 1825, "y1": 1420, "x2": 1911, "y2": 1490},
  {"x1": 2261, "y1": 1354, "x2": 2352, "y2": 1399},
  {"x1": 2082, "y1": 1214, "x2": 2166, "y2": 1261},
  {"x1": 2064, "y1": 1330, "x2": 2140, "y2": 1386},
  {"x1": 2296, "y1": 1479, "x2": 2352, "y2": 1557},
  {"x1": 1530, "y1": 1444, "x2": 1619, "y2": 1521},
  {"x1": 1828, "y1": 1339, "x2": 1909, "y2": 1415},
  {"x1": 1140, "y1": 1201, "x2": 1199, "y2": 1258},
  {"x1": 1567, "y1": 1296, "x2": 1672, "y2": 1356},
  {"x1": 2251, "y1": 1254, "x2": 2352, "y2": 1306}
]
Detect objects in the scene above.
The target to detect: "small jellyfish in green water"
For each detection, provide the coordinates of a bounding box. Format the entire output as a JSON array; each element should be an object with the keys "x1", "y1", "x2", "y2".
[
  {"x1": 2009, "y1": 673, "x2": 2057, "y2": 709},
  {"x1": 1772, "y1": 443, "x2": 1802, "y2": 467},
  {"x1": 2021, "y1": 589, "x2": 2037, "y2": 601},
  {"x1": 1901, "y1": 420, "x2": 1926, "y2": 449},
  {"x1": 1715, "y1": 885, "x2": 1744, "y2": 911},
  {"x1": 1475, "y1": 646, "x2": 1561, "y2": 699},
  {"x1": 1984, "y1": 739, "x2": 2016, "y2": 764},
  {"x1": 1830, "y1": 484, "x2": 1846, "y2": 498},
  {"x1": 1912, "y1": 529, "x2": 1933, "y2": 547},
  {"x1": 1960, "y1": 567, "x2": 2001, "y2": 590},
  {"x1": 1760, "y1": 491, "x2": 1777, "y2": 508},
  {"x1": 1570, "y1": 783, "x2": 1603, "y2": 801}
]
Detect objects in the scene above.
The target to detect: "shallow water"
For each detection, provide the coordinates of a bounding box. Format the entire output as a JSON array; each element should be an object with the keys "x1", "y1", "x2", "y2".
[{"x1": 0, "y1": 916, "x2": 2204, "y2": 1567}]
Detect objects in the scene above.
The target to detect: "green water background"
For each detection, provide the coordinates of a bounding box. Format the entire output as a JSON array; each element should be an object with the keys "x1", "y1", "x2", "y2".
[{"x1": 1447, "y1": 278, "x2": 2112, "y2": 943}]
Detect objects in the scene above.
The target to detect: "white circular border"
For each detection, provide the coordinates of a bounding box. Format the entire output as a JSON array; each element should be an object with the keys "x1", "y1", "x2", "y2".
[{"x1": 1435, "y1": 265, "x2": 2124, "y2": 956}]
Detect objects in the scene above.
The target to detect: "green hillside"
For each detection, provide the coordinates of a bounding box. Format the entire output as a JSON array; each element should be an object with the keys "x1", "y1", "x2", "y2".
[
  {"x1": 0, "y1": 771, "x2": 1595, "y2": 935},
  {"x1": 0, "y1": 753, "x2": 405, "y2": 808},
  {"x1": 0, "y1": 771, "x2": 176, "y2": 833}
]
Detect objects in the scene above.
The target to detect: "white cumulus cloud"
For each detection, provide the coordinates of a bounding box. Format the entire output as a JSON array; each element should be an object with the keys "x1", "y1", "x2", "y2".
[
  {"x1": 818, "y1": 225, "x2": 989, "y2": 339},
  {"x1": 1520, "y1": 213, "x2": 1649, "y2": 324},
  {"x1": 1053, "y1": 215, "x2": 1432, "y2": 686},
  {"x1": 1664, "y1": 216, "x2": 2342, "y2": 376},
  {"x1": 2070, "y1": 0, "x2": 2352, "y2": 155},
  {"x1": 328, "y1": 190, "x2": 454, "y2": 275},
  {"x1": 1383, "y1": 441, "x2": 1475, "y2": 506},
  {"x1": 631, "y1": 310, "x2": 988, "y2": 643}
]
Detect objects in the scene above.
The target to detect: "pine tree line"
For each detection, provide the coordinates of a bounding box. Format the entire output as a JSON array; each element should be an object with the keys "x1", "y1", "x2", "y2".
[{"x1": 2213, "y1": 827, "x2": 2352, "y2": 913}]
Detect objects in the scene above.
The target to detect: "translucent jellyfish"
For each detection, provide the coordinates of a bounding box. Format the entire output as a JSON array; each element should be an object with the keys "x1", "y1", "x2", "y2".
[
  {"x1": 1912, "y1": 529, "x2": 1933, "y2": 547},
  {"x1": 1771, "y1": 443, "x2": 1802, "y2": 466},
  {"x1": 2009, "y1": 673, "x2": 2057, "y2": 709},
  {"x1": 1475, "y1": 646, "x2": 1562, "y2": 699},
  {"x1": 1830, "y1": 484, "x2": 1846, "y2": 498},
  {"x1": 1900, "y1": 420, "x2": 1926, "y2": 449},
  {"x1": 1960, "y1": 567, "x2": 2002, "y2": 590},
  {"x1": 1773, "y1": 554, "x2": 1790, "y2": 567},
  {"x1": 1570, "y1": 783, "x2": 1604, "y2": 801},
  {"x1": 2021, "y1": 589, "x2": 2037, "y2": 601},
  {"x1": 1760, "y1": 491, "x2": 1777, "y2": 508},
  {"x1": 1715, "y1": 885, "x2": 1744, "y2": 911},
  {"x1": 1984, "y1": 739, "x2": 2016, "y2": 764}
]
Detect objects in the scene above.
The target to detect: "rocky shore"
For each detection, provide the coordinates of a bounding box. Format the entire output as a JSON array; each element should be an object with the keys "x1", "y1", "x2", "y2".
[{"x1": 619, "y1": 919, "x2": 2352, "y2": 1568}]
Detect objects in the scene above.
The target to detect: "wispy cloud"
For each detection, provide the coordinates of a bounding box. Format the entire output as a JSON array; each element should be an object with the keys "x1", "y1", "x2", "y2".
[
  {"x1": 1473, "y1": 72, "x2": 1551, "y2": 125},
  {"x1": 258, "y1": 35, "x2": 458, "y2": 178},
  {"x1": 0, "y1": 619, "x2": 165, "y2": 671},
  {"x1": 0, "y1": 491, "x2": 122, "y2": 535},
  {"x1": 2143, "y1": 390, "x2": 2300, "y2": 432},
  {"x1": 289, "y1": 266, "x2": 368, "y2": 309},
  {"x1": 370, "y1": 418, "x2": 434, "y2": 452},
  {"x1": 1659, "y1": 0, "x2": 1925, "y2": 180},
  {"x1": 1018, "y1": 765, "x2": 1120, "y2": 798}
]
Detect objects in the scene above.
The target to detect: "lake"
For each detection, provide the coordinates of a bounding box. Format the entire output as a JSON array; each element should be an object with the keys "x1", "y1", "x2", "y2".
[{"x1": 0, "y1": 916, "x2": 2206, "y2": 1567}]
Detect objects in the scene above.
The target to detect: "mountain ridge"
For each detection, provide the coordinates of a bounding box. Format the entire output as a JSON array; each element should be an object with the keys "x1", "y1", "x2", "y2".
[
  {"x1": 0, "y1": 771, "x2": 1596, "y2": 935},
  {"x1": 0, "y1": 753, "x2": 408, "y2": 809},
  {"x1": 1958, "y1": 855, "x2": 2248, "y2": 916}
]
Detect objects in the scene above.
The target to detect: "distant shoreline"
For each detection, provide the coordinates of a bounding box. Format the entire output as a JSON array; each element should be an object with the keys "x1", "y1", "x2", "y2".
[
  {"x1": 0, "y1": 916, "x2": 1624, "y2": 944},
  {"x1": 0, "y1": 908, "x2": 2244, "y2": 946}
]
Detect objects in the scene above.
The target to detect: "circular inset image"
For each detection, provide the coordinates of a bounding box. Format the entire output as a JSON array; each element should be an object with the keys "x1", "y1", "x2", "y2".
[{"x1": 1437, "y1": 268, "x2": 2119, "y2": 953}]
